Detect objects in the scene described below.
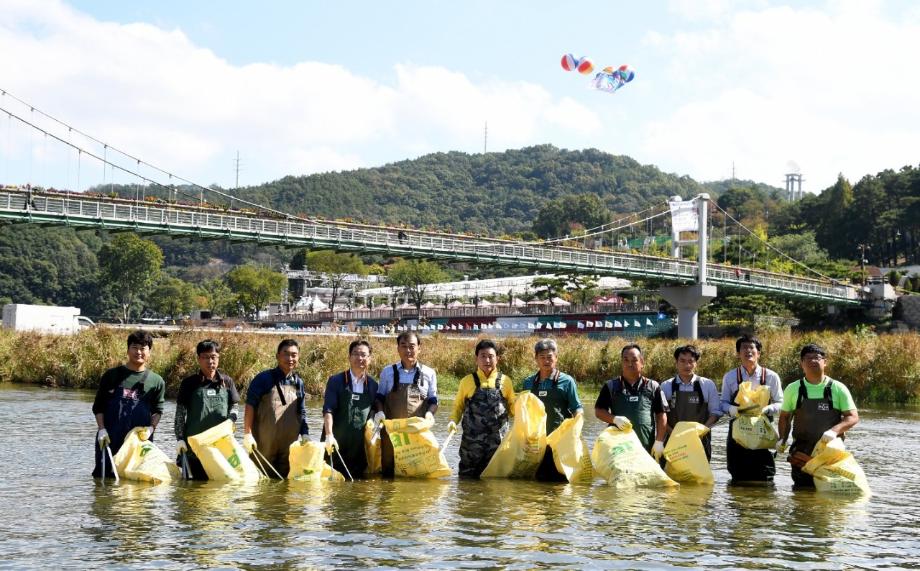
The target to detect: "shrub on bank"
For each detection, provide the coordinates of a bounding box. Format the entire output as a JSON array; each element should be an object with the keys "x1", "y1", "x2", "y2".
[{"x1": 0, "y1": 327, "x2": 916, "y2": 403}]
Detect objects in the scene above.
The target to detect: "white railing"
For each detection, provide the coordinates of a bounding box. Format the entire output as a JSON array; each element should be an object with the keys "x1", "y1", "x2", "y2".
[{"x1": 0, "y1": 189, "x2": 860, "y2": 303}]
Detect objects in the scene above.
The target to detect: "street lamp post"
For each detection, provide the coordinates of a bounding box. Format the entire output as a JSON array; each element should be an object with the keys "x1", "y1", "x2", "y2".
[{"x1": 858, "y1": 243, "x2": 870, "y2": 285}]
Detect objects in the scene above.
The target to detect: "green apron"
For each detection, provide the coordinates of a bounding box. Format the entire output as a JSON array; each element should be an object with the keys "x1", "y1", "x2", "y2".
[
  {"x1": 606, "y1": 377, "x2": 656, "y2": 450},
  {"x1": 327, "y1": 370, "x2": 375, "y2": 477},
  {"x1": 527, "y1": 370, "x2": 571, "y2": 435},
  {"x1": 181, "y1": 373, "x2": 232, "y2": 480}
]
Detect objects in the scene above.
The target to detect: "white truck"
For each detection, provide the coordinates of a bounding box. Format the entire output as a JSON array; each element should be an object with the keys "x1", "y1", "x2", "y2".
[{"x1": 1, "y1": 304, "x2": 95, "y2": 334}]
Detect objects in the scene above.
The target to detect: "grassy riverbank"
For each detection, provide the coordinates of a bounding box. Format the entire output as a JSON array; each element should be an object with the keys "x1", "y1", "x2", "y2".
[{"x1": 0, "y1": 328, "x2": 917, "y2": 402}]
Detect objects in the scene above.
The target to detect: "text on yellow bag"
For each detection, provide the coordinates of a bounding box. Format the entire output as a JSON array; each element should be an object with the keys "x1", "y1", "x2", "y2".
[
  {"x1": 481, "y1": 392, "x2": 546, "y2": 479},
  {"x1": 383, "y1": 416, "x2": 451, "y2": 478}
]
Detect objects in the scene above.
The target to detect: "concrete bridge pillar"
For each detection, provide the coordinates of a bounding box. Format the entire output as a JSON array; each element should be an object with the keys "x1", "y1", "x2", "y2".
[{"x1": 660, "y1": 284, "x2": 718, "y2": 339}]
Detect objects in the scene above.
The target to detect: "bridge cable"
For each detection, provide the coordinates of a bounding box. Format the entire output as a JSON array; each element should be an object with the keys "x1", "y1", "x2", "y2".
[{"x1": 711, "y1": 201, "x2": 836, "y2": 282}]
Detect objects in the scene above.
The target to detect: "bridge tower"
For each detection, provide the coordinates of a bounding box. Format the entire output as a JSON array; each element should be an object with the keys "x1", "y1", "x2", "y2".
[{"x1": 660, "y1": 194, "x2": 717, "y2": 339}]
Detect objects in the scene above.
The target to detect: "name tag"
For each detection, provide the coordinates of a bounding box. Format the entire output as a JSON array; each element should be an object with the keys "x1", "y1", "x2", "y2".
[
  {"x1": 206, "y1": 389, "x2": 217, "y2": 397},
  {"x1": 628, "y1": 396, "x2": 639, "y2": 402},
  {"x1": 352, "y1": 393, "x2": 361, "y2": 401},
  {"x1": 818, "y1": 402, "x2": 830, "y2": 411},
  {"x1": 538, "y1": 390, "x2": 548, "y2": 397},
  {"x1": 688, "y1": 395, "x2": 700, "y2": 404}
]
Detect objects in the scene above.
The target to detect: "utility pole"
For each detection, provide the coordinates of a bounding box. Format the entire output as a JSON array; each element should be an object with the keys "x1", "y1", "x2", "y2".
[
  {"x1": 483, "y1": 122, "x2": 488, "y2": 154},
  {"x1": 234, "y1": 151, "x2": 242, "y2": 189}
]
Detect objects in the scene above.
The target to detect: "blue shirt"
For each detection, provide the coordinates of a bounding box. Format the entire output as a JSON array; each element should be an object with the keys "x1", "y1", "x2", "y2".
[
  {"x1": 377, "y1": 362, "x2": 438, "y2": 406},
  {"x1": 246, "y1": 367, "x2": 309, "y2": 435},
  {"x1": 660, "y1": 374, "x2": 723, "y2": 419}
]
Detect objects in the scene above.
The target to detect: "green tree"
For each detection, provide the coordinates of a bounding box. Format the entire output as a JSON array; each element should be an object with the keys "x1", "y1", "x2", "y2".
[
  {"x1": 567, "y1": 274, "x2": 600, "y2": 305},
  {"x1": 148, "y1": 275, "x2": 197, "y2": 318},
  {"x1": 202, "y1": 278, "x2": 237, "y2": 317},
  {"x1": 225, "y1": 264, "x2": 287, "y2": 318},
  {"x1": 98, "y1": 233, "x2": 164, "y2": 323},
  {"x1": 387, "y1": 259, "x2": 448, "y2": 312},
  {"x1": 305, "y1": 250, "x2": 367, "y2": 309},
  {"x1": 532, "y1": 193, "x2": 612, "y2": 239},
  {"x1": 531, "y1": 275, "x2": 569, "y2": 304}
]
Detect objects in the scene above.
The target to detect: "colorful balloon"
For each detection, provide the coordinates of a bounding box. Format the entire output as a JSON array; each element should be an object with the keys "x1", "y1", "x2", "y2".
[
  {"x1": 561, "y1": 54, "x2": 578, "y2": 71},
  {"x1": 617, "y1": 64, "x2": 636, "y2": 83},
  {"x1": 577, "y1": 57, "x2": 595, "y2": 74}
]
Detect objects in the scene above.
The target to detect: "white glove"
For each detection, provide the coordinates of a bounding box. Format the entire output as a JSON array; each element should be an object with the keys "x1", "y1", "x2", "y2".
[
  {"x1": 612, "y1": 416, "x2": 629, "y2": 429},
  {"x1": 728, "y1": 405, "x2": 739, "y2": 418},
  {"x1": 651, "y1": 440, "x2": 665, "y2": 460},
  {"x1": 425, "y1": 411, "x2": 435, "y2": 424},
  {"x1": 820, "y1": 429, "x2": 837, "y2": 443},
  {"x1": 373, "y1": 411, "x2": 386, "y2": 425},
  {"x1": 447, "y1": 420, "x2": 457, "y2": 433},
  {"x1": 775, "y1": 441, "x2": 788, "y2": 454},
  {"x1": 138, "y1": 426, "x2": 154, "y2": 441},
  {"x1": 324, "y1": 434, "x2": 337, "y2": 454},
  {"x1": 761, "y1": 406, "x2": 773, "y2": 416},
  {"x1": 300, "y1": 434, "x2": 310, "y2": 445},
  {"x1": 176, "y1": 440, "x2": 188, "y2": 455},
  {"x1": 243, "y1": 433, "x2": 257, "y2": 454},
  {"x1": 97, "y1": 428, "x2": 110, "y2": 448},
  {"x1": 574, "y1": 409, "x2": 584, "y2": 418}
]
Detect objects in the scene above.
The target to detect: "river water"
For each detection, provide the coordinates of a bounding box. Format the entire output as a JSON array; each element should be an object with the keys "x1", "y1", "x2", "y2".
[{"x1": 0, "y1": 385, "x2": 917, "y2": 570}]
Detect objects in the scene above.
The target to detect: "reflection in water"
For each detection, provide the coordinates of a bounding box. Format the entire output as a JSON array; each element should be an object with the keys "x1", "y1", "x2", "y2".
[{"x1": 1, "y1": 387, "x2": 919, "y2": 569}]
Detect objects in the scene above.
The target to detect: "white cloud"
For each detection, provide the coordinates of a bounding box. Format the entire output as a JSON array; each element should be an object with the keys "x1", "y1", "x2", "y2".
[
  {"x1": 0, "y1": 0, "x2": 600, "y2": 188},
  {"x1": 644, "y1": 1, "x2": 920, "y2": 190}
]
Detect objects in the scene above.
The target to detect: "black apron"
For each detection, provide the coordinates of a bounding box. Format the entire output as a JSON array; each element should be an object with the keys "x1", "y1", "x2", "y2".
[
  {"x1": 790, "y1": 379, "x2": 842, "y2": 487},
  {"x1": 726, "y1": 367, "x2": 775, "y2": 482},
  {"x1": 665, "y1": 377, "x2": 712, "y2": 461},
  {"x1": 324, "y1": 370, "x2": 375, "y2": 478}
]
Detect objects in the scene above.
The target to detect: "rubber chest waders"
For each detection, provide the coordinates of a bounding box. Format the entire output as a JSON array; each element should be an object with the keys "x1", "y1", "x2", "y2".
[
  {"x1": 606, "y1": 377, "x2": 657, "y2": 451},
  {"x1": 726, "y1": 367, "x2": 775, "y2": 482},
  {"x1": 94, "y1": 369, "x2": 151, "y2": 478},
  {"x1": 252, "y1": 370, "x2": 302, "y2": 478},
  {"x1": 381, "y1": 364, "x2": 426, "y2": 477},
  {"x1": 327, "y1": 370, "x2": 375, "y2": 478},
  {"x1": 666, "y1": 377, "x2": 712, "y2": 460},
  {"x1": 459, "y1": 372, "x2": 508, "y2": 478},
  {"x1": 790, "y1": 380, "x2": 842, "y2": 487},
  {"x1": 530, "y1": 371, "x2": 570, "y2": 482},
  {"x1": 181, "y1": 373, "x2": 232, "y2": 480}
]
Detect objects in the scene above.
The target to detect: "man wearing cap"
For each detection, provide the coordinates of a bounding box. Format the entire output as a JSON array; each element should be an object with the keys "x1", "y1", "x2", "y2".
[{"x1": 777, "y1": 343, "x2": 859, "y2": 487}]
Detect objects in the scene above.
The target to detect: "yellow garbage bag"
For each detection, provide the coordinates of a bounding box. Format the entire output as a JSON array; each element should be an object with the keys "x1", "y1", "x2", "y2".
[
  {"x1": 382, "y1": 416, "x2": 451, "y2": 478},
  {"x1": 365, "y1": 420, "x2": 382, "y2": 475},
  {"x1": 545, "y1": 414, "x2": 593, "y2": 483},
  {"x1": 731, "y1": 381, "x2": 778, "y2": 450},
  {"x1": 288, "y1": 440, "x2": 345, "y2": 481},
  {"x1": 591, "y1": 422, "x2": 678, "y2": 489},
  {"x1": 732, "y1": 414, "x2": 779, "y2": 450},
  {"x1": 112, "y1": 427, "x2": 180, "y2": 484},
  {"x1": 803, "y1": 438, "x2": 871, "y2": 495},
  {"x1": 481, "y1": 392, "x2": 547, "y2": 479},
  {"x1": 187, "y1": 419, "x2": 264, "y2": 482},
  {"x1": 663, "y1": 421, "x2": 714, "y2": 485}
]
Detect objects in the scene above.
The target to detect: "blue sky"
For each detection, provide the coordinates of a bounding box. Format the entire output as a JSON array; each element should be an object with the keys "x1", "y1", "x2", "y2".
[{"x1": 2, "y1": 0, "x2": 919, "y2": 196}]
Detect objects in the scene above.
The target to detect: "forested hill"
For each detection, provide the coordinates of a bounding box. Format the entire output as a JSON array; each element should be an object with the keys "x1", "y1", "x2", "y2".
[{"x1": 230, "y1": 145, "x2": 739, "y2": 235}]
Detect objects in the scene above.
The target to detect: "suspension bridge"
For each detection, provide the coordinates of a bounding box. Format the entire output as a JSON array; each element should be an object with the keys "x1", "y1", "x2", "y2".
[{"x1": 0, "y1": 89, "x2": 864, "y2": 338}]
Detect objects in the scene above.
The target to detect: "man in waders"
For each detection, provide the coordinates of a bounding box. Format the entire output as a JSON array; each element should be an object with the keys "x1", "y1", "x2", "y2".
[
  {"x1": 777, "y1": 344, "x2": 859, "y2": 488},
  {"x1": 450, "y1": 339, "x2": 516, "y2": 478},
  {"x1": 321, "y1": 339, "x2": 379, "y2": 478},
  {"x1": 594, "y1": 344, "x2": 668, "y2": 459},
  {"x1": 92, "y1": 330, "x2": 165, "y2": 477},
  {"x1": 720, "y1": 334, "x2": 783, "y2": 483},
  {"x1": 174, "y1": 339, "x2": 240, "y2": 480},
  {"x1": 243, "y1": 339, "x2": 309, "y2": 478},
  {"x1": 660, "y1": 345, "x2": 721, "y2": 461},
  {"x1": 374, "y1": 332, "x2": 439, "y2": 477},
  {"x1": 521, "y1": 338, "x2": 583, "y2": 481}
]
